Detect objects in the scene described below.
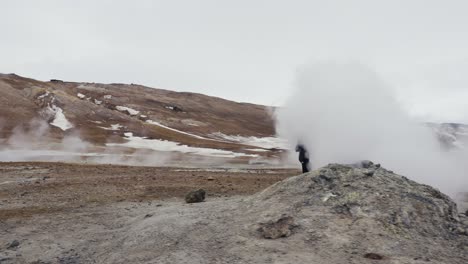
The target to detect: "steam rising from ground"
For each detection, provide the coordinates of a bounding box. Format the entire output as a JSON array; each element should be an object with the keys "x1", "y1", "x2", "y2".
[
  {"x1": 276, "y1": 62, "x2": 468, "y2": 197},
  {"x1": 0, "y1": 119, "x2": 173, "y2": 166},
  {"x1": 0, "y1": 119, "x2": 245, "y2": 167},
  {"x1": 0, "y1": 119, "x2": 90, "y2": 162}
]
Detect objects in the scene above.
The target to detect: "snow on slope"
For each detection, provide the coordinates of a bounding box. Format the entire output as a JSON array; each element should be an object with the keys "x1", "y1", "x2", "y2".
[
  {"x1": 210, "y1": 132, "x2": 289, "y2": 149},
  {"x1": 48, "y1": 105, "x2": 73, "y2": 131},
  {"x1": 116, "y1": 106, "x2": 140, "y2": 115},
  {"x1": 145, "y1": 120, "x2": 289, "y2": 150},
  {"x1": 99, "y1": 124, "x2": 123, "y2": 131},
  {"x1": 145, "y1": 120, "x2": 210, "y2": 140},
  {"x1": 107, "y1": 133, "x2": 258, "y2": 158}
]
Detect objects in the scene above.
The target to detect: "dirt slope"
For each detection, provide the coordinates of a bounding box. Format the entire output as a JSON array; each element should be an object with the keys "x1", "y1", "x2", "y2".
[{"x1": 0, "y1": 73, "x2": 276, "y2": 153}]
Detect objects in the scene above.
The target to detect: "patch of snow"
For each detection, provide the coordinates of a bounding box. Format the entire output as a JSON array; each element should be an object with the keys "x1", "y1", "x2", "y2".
[
  {"x1": 246, "y1": 148, "x2": 270, "y2": 152},
  {"x1": 99, "y1": 124, "x2": 123, "y2": 131},
  {"x1": 103, "y1": 95, "x2": 112, "y2": 99},
  {"x1": 90, "y1": 120, "x2": 103, "y2": 124},
  {"x1": 165, "y1": 106, "x2": 175, "y2": 110},
  {"x1": 107, "y1": 134, "x2": 258, "y2": 158},
  {"x1": 140, "y1": 115, "x2": 147, "y2": 118},
  {"x1": 94, "y1": 99, "x2": 102, "y2": 105},
  {"x1": 116, "y1": 106, "x2": 140, "y2": 116},
  {"x1": 77, "y1": 93, "x2": 86, "y2": 99},
  {"x1": 48, "y1": 105, "x2": 73, "y2": 131},
  {"x1": 210, "y1": 132, "x2": 289, "y2": 149},
  {"x1": 111, "y1": 124, "x2": 123, "y2": 130},
  {"x1": 181, "y1": 119, "x2": 206, "y2": 127},
  {"x1": 37, "y1": 91, "x2": 50, "y2": 99},
  {"x1": 146, "y1": 120, "x2": 209, "y2": 140}
]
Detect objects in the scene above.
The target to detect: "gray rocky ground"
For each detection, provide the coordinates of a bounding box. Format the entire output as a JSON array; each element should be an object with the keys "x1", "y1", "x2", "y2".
[{"x1": 1, "y1": 162, "x2": 467, "y2": 263}]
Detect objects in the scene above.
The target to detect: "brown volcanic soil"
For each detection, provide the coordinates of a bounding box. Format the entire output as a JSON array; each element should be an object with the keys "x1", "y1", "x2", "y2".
[{"x1": 0, "y1": 162, "x2": 298, "y2": 221}]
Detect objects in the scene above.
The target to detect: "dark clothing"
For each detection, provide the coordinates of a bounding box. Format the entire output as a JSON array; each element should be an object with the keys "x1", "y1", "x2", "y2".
[
  {"x1": 298, "y1": 150, "x2": 308, "y2": 163},
  {"x1": 301, "y1": 161, "x2": 309, "y2": 173},
  {"x1": 296, "y1": 144, "x2": 310, "y2": 173}
]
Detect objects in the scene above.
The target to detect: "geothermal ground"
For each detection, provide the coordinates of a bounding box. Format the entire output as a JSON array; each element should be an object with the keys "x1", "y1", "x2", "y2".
[
  {"x1": 0, "y1": 162, "x2": 298, "y2": 263},
  {"x1": 0, "y1": 162, "x2": 298, "y2": 220},
  {"x1": 1, "y1": 162, "x2": 467, "y2": 264}
]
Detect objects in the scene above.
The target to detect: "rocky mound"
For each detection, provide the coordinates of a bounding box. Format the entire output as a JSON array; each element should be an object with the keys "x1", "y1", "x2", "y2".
[
  {"x1": 240, "y1": 161, "x2": 467, "y2": 263},
  {"x1": 79, "y1": 162, "x2": 466, "y2": 264}
]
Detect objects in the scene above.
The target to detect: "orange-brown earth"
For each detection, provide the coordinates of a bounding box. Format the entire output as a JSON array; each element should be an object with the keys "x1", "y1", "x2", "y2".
[{"x1": 0, "y1": 162, "x2": 299, "y2": 221}]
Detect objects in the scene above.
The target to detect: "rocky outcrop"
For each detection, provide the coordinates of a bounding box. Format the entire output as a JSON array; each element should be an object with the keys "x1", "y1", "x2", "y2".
[{"x1": 96, "y1": 162, "x2": 467, "y2": 263}]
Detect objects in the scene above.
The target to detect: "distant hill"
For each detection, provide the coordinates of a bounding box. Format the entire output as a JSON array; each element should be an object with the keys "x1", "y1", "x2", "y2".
[{"x1": 0, "y1": 73, "x2": 285, "y2": 164}]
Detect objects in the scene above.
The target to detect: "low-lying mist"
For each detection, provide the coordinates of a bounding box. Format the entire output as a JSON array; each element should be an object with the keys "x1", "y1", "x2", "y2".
[
  {"x1": 0, "y1": 119, "x2": 241, "y2": 167},
  {"x1": 0, "y1": 119, "x2": 174, "y2": 166},
  {"x1": 276, "y1": 62, "x2": 468, "y2": 197}
]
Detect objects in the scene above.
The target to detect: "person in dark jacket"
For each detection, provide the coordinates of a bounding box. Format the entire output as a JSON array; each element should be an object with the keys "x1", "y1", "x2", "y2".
[{"x1": 295, "y1": 144, "x2": 310, "y2": 173}]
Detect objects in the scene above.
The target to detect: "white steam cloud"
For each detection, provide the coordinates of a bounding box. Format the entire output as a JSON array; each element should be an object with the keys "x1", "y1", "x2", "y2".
[{"x1": 276, "y1": 62, "x2": 468, "y2": 197}]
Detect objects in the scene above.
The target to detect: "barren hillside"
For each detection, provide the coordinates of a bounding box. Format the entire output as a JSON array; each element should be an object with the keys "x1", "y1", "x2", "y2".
[{"x1": 0, "y1": 74, "x2": 286, "y2": 165}]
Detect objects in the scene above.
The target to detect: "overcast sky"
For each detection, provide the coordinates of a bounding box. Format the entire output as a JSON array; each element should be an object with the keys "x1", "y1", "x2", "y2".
[{"x1": 1, "y1": 0, "x2": 468, "y2": 122}]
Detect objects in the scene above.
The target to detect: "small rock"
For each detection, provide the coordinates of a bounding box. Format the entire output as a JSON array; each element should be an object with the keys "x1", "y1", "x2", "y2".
[
  {"x1": 206, "y1": 176, "x2": 215, "y2": 181},
  {"x1": 364, "y1": 253, "x2": 384, "y2": 260},
  {"x1": 363, "y1": 169, "x2": 375, "y2": 176},
  {"x1": 185, "y1": 189, "x2": 206, "y2": 203},
  {"x1": 144, "y1": 213, "x2": 154, "y2": 218},
  {"x1": 7, "y1": 240, "x2": 20, "y2": 249},
  {"x1": 257, "y1": 215, "x2": 297, "y2": 239},
  {"x1": 465, "y1": 209, "x2": 468, "y2": 217}
]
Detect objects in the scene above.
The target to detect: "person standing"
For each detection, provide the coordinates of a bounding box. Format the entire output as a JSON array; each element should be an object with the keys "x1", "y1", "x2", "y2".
[{"x1": 295, "y1": 144, "x2": 310, "y2": 173}]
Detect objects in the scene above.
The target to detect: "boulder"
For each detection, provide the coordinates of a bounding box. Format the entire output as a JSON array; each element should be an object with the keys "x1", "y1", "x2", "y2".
[{"x1": 185, "y1": 189, "x2": 206, "y2": 203}]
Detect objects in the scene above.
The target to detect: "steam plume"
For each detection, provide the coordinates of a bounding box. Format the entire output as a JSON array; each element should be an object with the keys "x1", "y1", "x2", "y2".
[{"x1": 276, "y1": 61, "x2": 468, "y2": 197}]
